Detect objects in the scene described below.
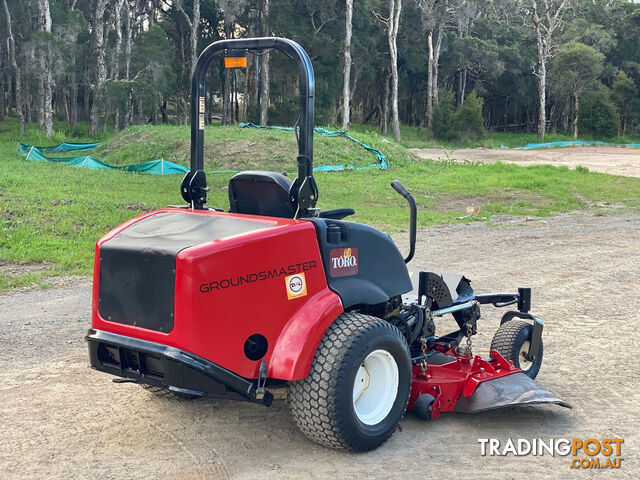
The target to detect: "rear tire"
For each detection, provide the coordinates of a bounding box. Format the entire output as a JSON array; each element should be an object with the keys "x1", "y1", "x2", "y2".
[
  {"x1": 140, "y1": 384, "x2": 200, "y2": 400},
  {"x1": 288, "y1": 312, "x2": 411, "y2": 451},
  {"x1": 490, "y1": 320, "x2": 543, "y2": 379}
]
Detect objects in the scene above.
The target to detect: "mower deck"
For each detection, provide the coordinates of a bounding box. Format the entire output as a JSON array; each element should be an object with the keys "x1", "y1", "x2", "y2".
[{"x1": 409, "y1": 348, "x2": 571, "y2": 419}]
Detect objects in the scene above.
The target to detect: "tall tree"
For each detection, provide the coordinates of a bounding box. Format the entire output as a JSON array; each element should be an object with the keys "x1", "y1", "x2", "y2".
[
  {"x1": 37, "y1": 0, "x2": 53, "y2": 136},
  {"x1": 89, "y1": 0, "x2": 109, "y2": 137},
  {"x1": 260, "y1": 0, "x2": 270, "y2": 125},
  {"x1": 530, "y1": 0, "x2": 566, "y2": 140},
  {"x1": 174, "y1": 0, "x2": 201, "y2": 79},
  {"x1": 2, "y1": 0, "x2": 25, "y2": 134},
  {"x1": 342, "y1": 0, "x2": 353, "y2": 130},
  {"x1": 613, "y1": 71, "x2": 637, "y2": 136},
  {"x1": 376, "y1": 0, "x2": 402, "y2": 141},
  {"x1": 417, "y1": 0, "x2": 445, "y2": 135},
  {"x1": 550, "y1": 42, "x2": 604, "y2": 138},
  {"x1": 219, "y1": 0, "x2": 246, "y2": 125}
]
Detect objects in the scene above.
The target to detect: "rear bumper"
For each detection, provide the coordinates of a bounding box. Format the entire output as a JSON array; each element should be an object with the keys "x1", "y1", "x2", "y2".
[{"x1": 86, "y1": 329, "x2": 272, "y2": 406}]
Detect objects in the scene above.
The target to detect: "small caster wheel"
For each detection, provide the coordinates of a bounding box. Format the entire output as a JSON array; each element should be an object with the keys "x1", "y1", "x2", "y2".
[{"x1": 414, "y1": 394, "x2": 436, "y2": 420}]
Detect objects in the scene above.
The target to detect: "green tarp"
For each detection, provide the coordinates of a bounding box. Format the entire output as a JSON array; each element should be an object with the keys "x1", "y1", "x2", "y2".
[
  {"x1": 17, "y1": 125, "x2": 389, "y2": 175},
  {"x1": 17, "y1": 142, "x2": 189, "y2": 175},
  {"x1": 238, "y1": 123, "x2": 389, "y2": 170},
  {"x1": 501, "y1": 140, "x2": 640, "y2": 150}
]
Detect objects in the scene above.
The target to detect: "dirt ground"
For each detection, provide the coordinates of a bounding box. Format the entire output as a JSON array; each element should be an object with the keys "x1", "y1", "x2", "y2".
[
  {"x1": 410, "y1": 145, "x2": 640, "y2": 177},
  {"x1": 1, "y1": 212, "x2": 638, "y2": 479}
]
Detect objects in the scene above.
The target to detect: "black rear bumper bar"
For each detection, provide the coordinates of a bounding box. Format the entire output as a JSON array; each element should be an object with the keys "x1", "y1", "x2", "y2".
[{"x1": 86, "y1": 329, "x2": 273, "y2": 406}]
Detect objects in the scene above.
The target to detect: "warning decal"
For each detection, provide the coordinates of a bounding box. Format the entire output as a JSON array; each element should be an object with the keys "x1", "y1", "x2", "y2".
[{"x1": 285, "y1": 272, "x2": 307, "y2": 300}]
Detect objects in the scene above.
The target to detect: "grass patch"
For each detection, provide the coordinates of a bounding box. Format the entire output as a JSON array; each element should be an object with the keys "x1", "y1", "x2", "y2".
[
  {"x1": 1, "y1": 117, "x2": 639, "y2": 291},
  {"x1": 96, "y1": 123, "x2": 411, "y2": 171},
  {"x1": 348, "y1": 123, "x2": 639, "y2": 149}
]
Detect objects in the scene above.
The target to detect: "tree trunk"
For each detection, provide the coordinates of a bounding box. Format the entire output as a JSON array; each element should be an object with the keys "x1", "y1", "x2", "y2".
[
  {"x1": 113, "y1": 0, "x2": 124, "y2": 132},
  {"x1": 536, "y1": 51, "x2": 546, "y2": 139},
  {"x1": 425, "y1": 29, "x2": 433, "y2": 134},
  {"x1": 89, "y1": 0, "x2": 108, "y2": 137},
  {"x1": 189, "y1": 1, "x2": 200, "y2": 80},
  {"x1": 387, "y1": 0, "x2": 402, "y2": 142},
  {"x1": 573, "y1": 94, "x2": 579, "y2": 139},
  {"x1": 3, "y1": 0, "x2": 25, "y2": 135},
  {"x1": 531, "y1": 0, "x2": 567, "y2": 140},
  {"x1": 260, "y1": 0, "x2": 271, "y2": 126},
  {"x1": 69, "y1": 67, "x2": 78, "y2": 132},
  {"x1": 433, "y1": 21, "x2": 443, "y2": 106},
  {"x1": 175, "y1": 0, "x2": 201, "y2": 80},
  {"x1": 461, "y1": 69, "x2": 467, "y2": 105},
  {"x1": 381, "y1": 71, "x2": 390, "y2": 135},
  {"x1": 37, "y1": 0, "x2": 53, "y2": 136},
  {"x1": 243, "y1": 8, "x2": 258, "y2": 122},
  {"x1": 222, "y1": 20, "x2": 234, "y2": 126},
  {"x1": 0, "y1": 51, "x2": 5, "y2": 123},
  {"x1": 342, "y1": 0, "x2": 353, "y2": 130}
]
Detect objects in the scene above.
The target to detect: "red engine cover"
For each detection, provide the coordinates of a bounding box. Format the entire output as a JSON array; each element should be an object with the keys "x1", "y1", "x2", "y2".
[{"x1": 91, "y1": 208, "x2": 344, "y2": 380}]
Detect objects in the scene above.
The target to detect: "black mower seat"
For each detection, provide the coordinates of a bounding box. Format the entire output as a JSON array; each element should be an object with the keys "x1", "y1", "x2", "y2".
[{"x1": 228, "y1": 171, "x2": 295, "y2": 218}]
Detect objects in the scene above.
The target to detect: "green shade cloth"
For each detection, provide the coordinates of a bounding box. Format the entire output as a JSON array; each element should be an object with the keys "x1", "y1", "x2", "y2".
[
  {"x1": 501, "y1": 140, "x2": 640, "y2": 150},
  {"x1": 17, "y1": 142, "x2": 189, "y2": 175}
]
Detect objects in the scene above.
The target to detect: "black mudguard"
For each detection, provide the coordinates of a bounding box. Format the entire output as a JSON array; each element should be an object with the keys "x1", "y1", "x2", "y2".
[{"x1": 309, "y1": 218, "x2": 412, "y2": 308}]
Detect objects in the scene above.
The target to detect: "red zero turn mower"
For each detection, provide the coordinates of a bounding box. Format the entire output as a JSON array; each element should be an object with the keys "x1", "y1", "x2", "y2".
[{"x1": 86, "y1": 37, "x2": 571, "y2": 451}]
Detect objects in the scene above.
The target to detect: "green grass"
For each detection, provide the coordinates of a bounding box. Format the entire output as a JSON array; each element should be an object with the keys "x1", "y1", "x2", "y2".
[
  {"x1": 348, "y1": 123, "x2": 640, "y2": 149},
  {"x1": 1, "y1": 116, "x2": 639, "y2": 291},
  {"x1": 94, "y1": 123, "x2": 411, "y2": 171}
]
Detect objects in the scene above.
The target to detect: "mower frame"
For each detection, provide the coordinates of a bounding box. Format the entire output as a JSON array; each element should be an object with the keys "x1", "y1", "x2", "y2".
[{"x1": 181, "y1": 37, "x2": 318, "y2": 216}]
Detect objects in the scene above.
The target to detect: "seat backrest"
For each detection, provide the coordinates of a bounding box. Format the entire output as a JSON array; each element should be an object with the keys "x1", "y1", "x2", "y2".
[{"x1": 228, "y1": 171, "x2": 295, "y2": 218}]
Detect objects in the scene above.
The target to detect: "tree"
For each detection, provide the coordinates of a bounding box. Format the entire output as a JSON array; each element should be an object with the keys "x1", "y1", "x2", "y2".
[
  {"x1": 375, "y1": 0, "x2": 402, "y2": 142},
  {"x1": 530, "y1": 0, "x2": 567, "y2": 140},
  {"x1": 416, "y1": 0, "x2": 446, "y2": 136},
  {"x1": 2, "y1": 0, "x2": 25, "y2": 135},
  {"x1": 173, "y1": 0, "x2": 201, "y2": 80},
  {"x1": 578, "y1": 86, "x2": 618, "y2": 139},
  {"x1": 89, "y1": 0, "x2": 108, "y2": 137},
  {"x1": 260, "y1": 0, "x2": 270, "y2": 125},
  {"x1": 36, "y1": 0, "x2": 53, "y2": 137},
  {"x1": 342, "y1": 0, "x2": 353, "y2": 130},
  {"x1": 613, "y1": 71, "x2": 637, "y2": 136},
  {"x1": 550, "y1": 42, "x2": 604, "y2": 139}
]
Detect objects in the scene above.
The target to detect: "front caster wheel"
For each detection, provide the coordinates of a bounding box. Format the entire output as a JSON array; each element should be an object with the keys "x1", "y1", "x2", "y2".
[
  {"x1": 490, "y1": 319, "x2": 543, "y2": 379},
  {"x1": 288, "y1": 312, "x2": 411, "y2": 451}
]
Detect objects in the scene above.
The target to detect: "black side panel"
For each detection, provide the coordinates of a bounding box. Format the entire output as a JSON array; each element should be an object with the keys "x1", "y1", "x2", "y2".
[
  {"x1": 99, "y1": 248, "x2": 175, "y2": 332},
  {"x1": 309, "y1": 218, "x2": 412, "y2": 308},
  {"x1": 99, "y1": 212, "x2": 273, "y2": 332}
]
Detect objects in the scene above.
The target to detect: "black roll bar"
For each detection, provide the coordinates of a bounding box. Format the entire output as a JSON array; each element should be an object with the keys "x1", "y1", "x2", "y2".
[{"x1": 180, "y1": 37, "x2": 317, "y2": 212}]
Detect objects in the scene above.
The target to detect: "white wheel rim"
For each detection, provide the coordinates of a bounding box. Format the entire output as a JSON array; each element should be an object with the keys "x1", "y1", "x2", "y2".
[
  {"x1": 518, "y1": 341, "x2": 533, "y2": 371},
  {"x1": 352, "y1": 349, "x2": 399, "y2": 425}
]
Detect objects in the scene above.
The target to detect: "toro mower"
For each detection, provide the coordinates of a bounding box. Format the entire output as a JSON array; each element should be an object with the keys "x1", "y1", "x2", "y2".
[{"x1": 86, "y1": 37, "x2": 570, "y2": 452}]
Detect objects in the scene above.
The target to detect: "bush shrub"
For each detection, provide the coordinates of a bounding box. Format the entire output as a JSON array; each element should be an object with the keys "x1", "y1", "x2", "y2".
[
  {"x1": 432, "y1": 90, "x2": 457, "y2": 141},
  {"x1": 432, "y1": 90, "x2": 485, "y2": 142},
  {"x1": 578, "y1": 86, "x2": 618, "y2": 139},
  {"x1": 454, "y1": 91, "x2": 485, "y2": 142}
]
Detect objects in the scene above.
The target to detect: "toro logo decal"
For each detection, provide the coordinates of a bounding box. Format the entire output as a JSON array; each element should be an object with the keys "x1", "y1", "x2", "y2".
[
  {"x1": 285, "y1": 272, "x2": 307, "y2": 300},
  {"x1": 329, "y1": 247, "x2": 359, "y2": 277}
]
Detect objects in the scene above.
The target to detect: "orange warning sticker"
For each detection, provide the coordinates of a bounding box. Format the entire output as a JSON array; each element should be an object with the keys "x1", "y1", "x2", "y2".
[{"x1": 285, "y1": 272, "x2": 307, "y2": 300}]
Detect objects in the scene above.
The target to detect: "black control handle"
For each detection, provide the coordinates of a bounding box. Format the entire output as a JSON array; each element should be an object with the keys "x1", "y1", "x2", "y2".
[
  {"x1": 391, "y1": 179, "x2": 416, "y2": 263},
  {"x1": 391, "y1": 179, "x2": 411, "y2": 199}
]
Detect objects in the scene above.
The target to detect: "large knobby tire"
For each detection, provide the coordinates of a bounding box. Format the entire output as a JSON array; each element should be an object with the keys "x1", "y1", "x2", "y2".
[
  {"x1": 288, "y1": 312, "x2": 411, "y2": 451},
  {"x1": 490, "y1": 319, "x2": 543, "y2": 379},
  {"x1": 140, "y1": 384, "x2": 200, "y2": 400}
]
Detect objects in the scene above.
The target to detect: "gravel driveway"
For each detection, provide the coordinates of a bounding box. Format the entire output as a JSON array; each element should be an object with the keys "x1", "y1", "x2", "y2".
[{"x1": 1, "y1": 213, "x2": 638, "y2": 479}]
